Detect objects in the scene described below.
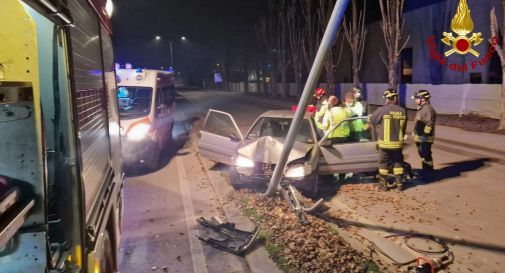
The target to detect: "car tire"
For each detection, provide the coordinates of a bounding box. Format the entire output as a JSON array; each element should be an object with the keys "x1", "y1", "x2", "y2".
[
  {"x1": 229, "y1": 168, "x2": 245, "y2": 189},
  {"x1": 146, "y1": 144, "x2": 160, "y2": 171},
  {"x1": 99, "y1": 230, "x2": 115, "y2": 273},
  {"x1": 302, "y1": 171, "x2": 319, "y2": 198},
  {"x1": 166, "y1": 122, "x2": 174, "y2": 146}
]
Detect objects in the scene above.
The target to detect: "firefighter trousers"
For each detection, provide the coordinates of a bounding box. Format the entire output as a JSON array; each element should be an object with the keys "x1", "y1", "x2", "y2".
[
  {"x1": 378, "y1": 148, "x2": 404, "y2": 185},
  {"x1": 416, "y1": 142, "x2": 433, "y2": 171}
]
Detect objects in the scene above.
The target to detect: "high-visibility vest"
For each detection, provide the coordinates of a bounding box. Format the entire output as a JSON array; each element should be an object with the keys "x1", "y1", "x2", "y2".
[
  {"x1": 323, "y1": 106, "x2": 350, "y2": 139},
  {"x1": 315, "y1": 100, "x2": 329, "y2": 130},
  {"x1": 346, "y1": 101, "x2": 364, "y2": 132}
]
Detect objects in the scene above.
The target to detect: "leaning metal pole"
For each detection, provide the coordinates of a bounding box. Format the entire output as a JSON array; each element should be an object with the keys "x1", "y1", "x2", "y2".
[{"x1": 265, "y1": 0, "x2": 350, "y2": 196}]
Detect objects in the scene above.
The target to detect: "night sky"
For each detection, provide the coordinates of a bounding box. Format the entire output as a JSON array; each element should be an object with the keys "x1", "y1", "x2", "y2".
[
  {"x1": 112, "y1": 0, "x2": 269, "y2": 77},
  {"x1": 111, "y1": 0, "x2": 445, "y2": 84}
]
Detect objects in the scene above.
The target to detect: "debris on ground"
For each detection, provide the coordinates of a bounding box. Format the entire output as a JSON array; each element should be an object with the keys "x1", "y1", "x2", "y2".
[
  {"x1": 235, "y1": 190, "x2": 380, "y2": 273},
  {"x1": 197, "y1": 216, "x2": 259, "y2": 256}
]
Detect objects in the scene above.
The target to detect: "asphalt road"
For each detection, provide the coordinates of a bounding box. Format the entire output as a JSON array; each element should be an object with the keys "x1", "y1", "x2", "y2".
[{"x1": 119, "y1": 90, "x2": 505, "y2": 273}]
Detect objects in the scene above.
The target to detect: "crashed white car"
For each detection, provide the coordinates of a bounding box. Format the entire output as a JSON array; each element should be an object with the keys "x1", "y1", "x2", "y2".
[{"x1": 197, "y1": 109, "x2": 379, "y2": 195}]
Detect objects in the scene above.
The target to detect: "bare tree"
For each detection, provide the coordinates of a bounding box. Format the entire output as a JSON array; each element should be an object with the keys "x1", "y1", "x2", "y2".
[
  {"x1": 490, "y1": 6, "x2": 505, "y2": 130},
  {"x1": 287, "y1": 1, "x2": 306, "y2": 96},
  {"x1": 318, "y1": 0, "x2": 345, "y2": 92},
  {"x1": 343, "y1": 0, "x2": 367, "y2": 88},
  {"x1": 301, "y1": 0, "x2": 319, "y2": 75},
  {"x1": 274, "y1": 0, "x2": 291, "y2": 98},
  {"x1": 379, "y1": 0, "x2": 410, "y2": 89},
  {"x1": 255, "y1": 15, "x2": 276, "y2": 95}
]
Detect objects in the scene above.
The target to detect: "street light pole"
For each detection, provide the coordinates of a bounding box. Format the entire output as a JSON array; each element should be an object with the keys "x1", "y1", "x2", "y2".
[
  {"x1": 264, "y1": 0, "x2": 350, "y2": 196},
  {"x1": 169, "y1": 40, "x2": 174, "y2": 67}
]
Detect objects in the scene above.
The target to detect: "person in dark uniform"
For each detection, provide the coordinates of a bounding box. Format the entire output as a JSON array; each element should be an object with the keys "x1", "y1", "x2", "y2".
[
  {"x1": 412, "y1": 90, "x2": 437, "y2": 177},
  {"x1": 369, "y1": 89, "x2": 407, "y2": 191}
]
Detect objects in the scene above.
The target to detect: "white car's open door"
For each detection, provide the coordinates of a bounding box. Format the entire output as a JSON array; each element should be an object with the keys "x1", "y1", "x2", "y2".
[
  {"x1": 318, "y1": 117, "x2": 379, "y2": 174},
  {"x1": 197, "y1": 109, "x2": 243, "y2": 165}
]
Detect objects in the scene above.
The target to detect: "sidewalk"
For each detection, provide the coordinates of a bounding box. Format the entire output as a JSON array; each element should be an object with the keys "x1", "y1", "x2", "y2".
[
  {"x1": 236, "y1": 92, "x2": 505, "y2": 154},
  {"x1": 236, "y1": 92, "x2": 505, "y2": 273}
]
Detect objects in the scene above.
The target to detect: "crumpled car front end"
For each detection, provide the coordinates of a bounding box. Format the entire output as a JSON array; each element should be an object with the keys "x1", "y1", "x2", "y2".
[{"x1": 230, "y1": 136, "x2": 317, "y2": 191}]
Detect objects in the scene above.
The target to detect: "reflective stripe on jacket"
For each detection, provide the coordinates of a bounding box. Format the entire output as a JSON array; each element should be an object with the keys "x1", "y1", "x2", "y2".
[
  {"x1": 414, "y1": 103, "x2": 436, "y2": 143},
  {"x1": 370, "y1": 103, "x2": 407, "y2": 149}
]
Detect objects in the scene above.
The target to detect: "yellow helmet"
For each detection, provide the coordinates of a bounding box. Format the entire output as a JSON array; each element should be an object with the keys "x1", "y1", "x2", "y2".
[
  {"x1": 412, "y1": 90, "x2": 431, "y2": 100},
  {"x1": 383, "y1": 88, "x2": 398, "y2": 99}
]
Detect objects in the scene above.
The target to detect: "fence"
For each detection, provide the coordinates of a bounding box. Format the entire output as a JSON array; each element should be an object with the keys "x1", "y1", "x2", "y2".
[{"x1": 225, "y1": 82, "x2": 502, "y2": 119}]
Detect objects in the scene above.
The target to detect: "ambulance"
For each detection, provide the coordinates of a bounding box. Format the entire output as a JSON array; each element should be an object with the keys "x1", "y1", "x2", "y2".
[{"x1": 116, "y1": 68, "x2": 176, "y2": 170}]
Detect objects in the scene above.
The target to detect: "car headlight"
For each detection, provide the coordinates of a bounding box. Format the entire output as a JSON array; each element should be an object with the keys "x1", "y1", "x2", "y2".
[
  {"x1": 127, "y1": 123, "x2": 150, "y2": 141},
  {"x1": 285, "y1": 165, "x2": 307, "y2": 178},
  {"x1": 235, "y1": 155, "x2": 255, "y2": 168}
]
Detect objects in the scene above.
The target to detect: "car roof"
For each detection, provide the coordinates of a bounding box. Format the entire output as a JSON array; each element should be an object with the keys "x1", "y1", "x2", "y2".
[{"x1": 259, "y1": 110, "x2": 312, "y2": 119}]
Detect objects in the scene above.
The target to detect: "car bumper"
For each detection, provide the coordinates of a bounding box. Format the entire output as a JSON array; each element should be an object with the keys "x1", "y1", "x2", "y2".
[
  {"x1": 121, "y1": 137, "x2": 157, "y2": 165},
  {"x1": 231, "y1": 166, "x2": 314, "y2": 190}
]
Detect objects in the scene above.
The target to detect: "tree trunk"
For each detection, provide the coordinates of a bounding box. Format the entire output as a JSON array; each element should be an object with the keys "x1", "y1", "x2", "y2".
[
  {"x1": 281, "y1": 71, "x2": 288, "y2": 98},
  {"x1": 389, "y1": 57, "x2": 398, "y2": 89},
  {"x1": 500, "y1": 70, "x2": 505, "y2": 130},
  {"x1": 244, "y1": 70, "x2": 249, "y2": 94},
  {"x1": 327, "y1": 71, "x2": 335, "y2": 94},
  {"x1": 353, "y1": 66, "x2": 360, "y2": 88},
  {"x1": 294, "y1": 66, "x2": 303, "y2": 97},
  {"x1": 270, "y1": 63, "x2": 277, "y2": 97}
]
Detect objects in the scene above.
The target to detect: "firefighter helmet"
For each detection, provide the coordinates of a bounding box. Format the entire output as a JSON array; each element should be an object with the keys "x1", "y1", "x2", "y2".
[
  {"x1": 314, "y1": 87, "x2": 326, "y2": 97},
  {"x1": 383, "y1": 88, "x2": 398, "y2": 99},
  {"x1": 412, "y1": 90, "x2": 431, "y2": 100}
]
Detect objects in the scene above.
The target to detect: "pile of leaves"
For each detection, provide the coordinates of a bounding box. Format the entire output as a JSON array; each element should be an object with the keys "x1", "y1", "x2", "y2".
[{"x1": 237, "y1": 191, "x2": 377, "y2": 273}]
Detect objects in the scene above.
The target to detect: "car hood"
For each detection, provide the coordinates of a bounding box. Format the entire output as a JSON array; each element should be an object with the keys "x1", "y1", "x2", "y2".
[{"x1": 237, "y1": 136, "x2": 312, "y2": 164}]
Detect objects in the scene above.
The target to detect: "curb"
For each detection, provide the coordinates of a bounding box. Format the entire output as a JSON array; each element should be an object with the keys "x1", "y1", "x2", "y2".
[{"x1": 193, "y1": 143, "x2": 282, "y2": 273}]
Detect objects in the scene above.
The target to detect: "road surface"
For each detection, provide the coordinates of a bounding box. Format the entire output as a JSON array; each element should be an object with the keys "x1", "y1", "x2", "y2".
[{"x1": 119, "y1": 89, "x2": 505, "y2": 273}]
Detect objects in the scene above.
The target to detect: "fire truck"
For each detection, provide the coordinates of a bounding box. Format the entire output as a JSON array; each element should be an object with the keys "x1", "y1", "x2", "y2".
[{"x1": 0, "y1": 0, "x2": 122, "y2": 272}]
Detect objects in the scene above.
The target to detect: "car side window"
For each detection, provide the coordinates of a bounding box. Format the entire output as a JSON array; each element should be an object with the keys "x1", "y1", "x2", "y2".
[
  {"x1": 204, "y1": 111, "x2": 239, "y2": 138},
  {"x1": 155, "y1": 86, "x2": 170, "y2": 117}
]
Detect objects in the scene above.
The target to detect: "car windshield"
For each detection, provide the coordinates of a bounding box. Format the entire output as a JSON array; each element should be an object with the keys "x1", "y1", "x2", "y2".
[
  {"x1": 246, "y1": 117, "x2": 315, "y2": 143},
  {"x1": 117, "y1": 86, "x2": 153, "y2": 119}
]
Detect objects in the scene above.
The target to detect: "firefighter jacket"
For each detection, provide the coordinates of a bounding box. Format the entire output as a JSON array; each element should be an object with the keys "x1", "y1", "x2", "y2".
[
  {"x1": 315, "y1": 100, "x2": 329, "y2": 130},
  {"x1": 414, "y1": 103, "x2": 436, "y2": 143},
  {"x1": 322, "y1": 106, "x2": 350, "y2": 139},
  {"x1": 370, "y1": 103, "x2": 407, "y2": 149}
]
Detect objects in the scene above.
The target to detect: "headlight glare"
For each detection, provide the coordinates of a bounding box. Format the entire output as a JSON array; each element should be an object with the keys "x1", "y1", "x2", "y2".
[
  {"x1": 285, "y1": 165, "x2": 306, "y2": 178},
  {"x1": 127, "y1": 123, "x2": 150, "y2": 141},
  {"x1": 235, "y1": 155, "x2": 255, "y2": 168}
]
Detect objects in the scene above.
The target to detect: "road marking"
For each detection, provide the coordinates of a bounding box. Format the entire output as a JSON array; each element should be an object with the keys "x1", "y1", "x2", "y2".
[{"x1": 176, "y1": 157, "x2": 209, "y2": 273}]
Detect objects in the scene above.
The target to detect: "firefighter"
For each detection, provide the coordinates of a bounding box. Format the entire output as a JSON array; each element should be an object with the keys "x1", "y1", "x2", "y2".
[
  {"x1": 412, "y1": 90, "x2": 436, "y2": 176},
  {"x1": 313, "y1": 88, "x2": 329, "y2": 130},
  {"x1": 322, "y1": 96, "x2": 350, "y2": 144},
  {"x1": 369, "y1": 89, "x2": 407, "y2": 191}
]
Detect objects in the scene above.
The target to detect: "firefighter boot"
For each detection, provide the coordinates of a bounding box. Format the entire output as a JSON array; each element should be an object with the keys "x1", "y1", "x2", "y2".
[
  {"x1": 378, "y1": 175, "x2": 388, "y2": 191},
  {"x1": 421, "y1": 160, "x2": 434, "y2": 179},
  {"x1": 395, "y1": 175, "x2": 403, "y2": 191}
]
